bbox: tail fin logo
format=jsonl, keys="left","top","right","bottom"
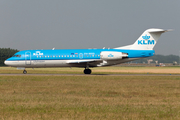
{"left": 142, "top": 35, "right": 150, "bottom": 40}
{"left": 138, "top": 35, "right": 155, "bottom": 45}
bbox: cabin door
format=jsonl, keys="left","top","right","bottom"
{"left": 25, "top": 52, "right": 31, "bottom": 65}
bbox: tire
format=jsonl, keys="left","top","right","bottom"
{"left": 84, "top": 69, "right": 91, "bottom": 74}
{"left": 23, "top": 70, "right": 27, "bottom": 74}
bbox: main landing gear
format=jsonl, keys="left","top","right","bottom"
{"left": 84, "top": 65, "right": 92, "bottom": 74}
{"left": 23, "top": 70, "right": 27, "bottom": 74}
{"left": 84, "top": 68, "right": 92, "bottom": 74}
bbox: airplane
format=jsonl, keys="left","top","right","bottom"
{"left": 4, "top": 28, "right": 170, "bottom": 74}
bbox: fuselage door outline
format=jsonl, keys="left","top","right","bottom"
{"left": 25, "top": 52, "right": 31, "bottom": 65}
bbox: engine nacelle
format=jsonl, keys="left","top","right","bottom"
{"left": 100, "top": 51, "right": 128, "bottom": 60}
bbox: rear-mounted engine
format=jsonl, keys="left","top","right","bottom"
{"left": 100, "top": 51, "right": 128, "bottom": 60}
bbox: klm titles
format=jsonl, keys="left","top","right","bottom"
{"left": 138, "top": 40, "right": 155, "bottom": 45}
{"left": 138, "top": 35, "right": 155, "bottom": 45}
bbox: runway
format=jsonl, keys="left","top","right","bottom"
{"left": 0, "top": 73, "right": 180, "bottom": 76}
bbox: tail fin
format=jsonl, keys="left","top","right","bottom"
{"left": 115, "top": 28, "right": 171, "bottom": 50}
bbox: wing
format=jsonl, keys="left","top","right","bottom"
{"left": 66, "top": 59, "right": 103, "bottom": 67}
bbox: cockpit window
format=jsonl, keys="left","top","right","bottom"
{"left": 13, "top": 55, "right": 21, "bottom": 57}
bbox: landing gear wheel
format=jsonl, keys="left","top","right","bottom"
{"left": 84, "top": 69, "right": 92, "bottom": 74}
{"left": 23, "top": 70, "right": 27, "bottom": 74}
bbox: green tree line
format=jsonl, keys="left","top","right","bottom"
{"left": 0, "top": 48, "right": 19, "bottom": 66}
{"left": 134, "top": 54, "right": 179, "bottom": 64}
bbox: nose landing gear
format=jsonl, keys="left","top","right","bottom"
{"left": 23, "top": 70, "right": 27, "bottom": 74}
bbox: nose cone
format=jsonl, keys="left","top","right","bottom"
{"left": 4, "top": 59, "right": 19, "bottom": 67}
{"left": 4, "top": 60, "right": 12, "bottom": 66}
{"left": 4, "top": 60, "right": 9, "bottom": 66}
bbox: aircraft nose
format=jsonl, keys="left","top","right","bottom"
{"left": 4, "top": 60, "right": 11, "bottom": 66}
{"left": 4, "top": 60, "right": 8, "bottom": 65}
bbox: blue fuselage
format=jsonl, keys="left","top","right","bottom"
{"left": 6, "top": 49, "right": 154, "bottom": 61}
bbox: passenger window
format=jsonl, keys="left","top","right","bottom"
{"left": 67, "top": 55, "right": 69, "bottom": 57}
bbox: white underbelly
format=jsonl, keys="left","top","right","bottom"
{"left": 15, "top": 60, "right": 71, "bottom": 68}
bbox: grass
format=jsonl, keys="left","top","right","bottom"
{"left": 1, "top": 66, "right": 180, "bottom": 74}
{"left": 0, "top": 75, "right": 180, "bottom": 119}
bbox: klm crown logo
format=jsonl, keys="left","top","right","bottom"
{"left": 108, "top": 54, "right": 114, "bottom": 57}
{"left": 142, "top": 35, "right": 150, "bottom": 40}
{"left": 138, "top": 34, "right": 155, "bottom": 45}
{"left": 33, "top": 51, "right": 43, "bottom": 56}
